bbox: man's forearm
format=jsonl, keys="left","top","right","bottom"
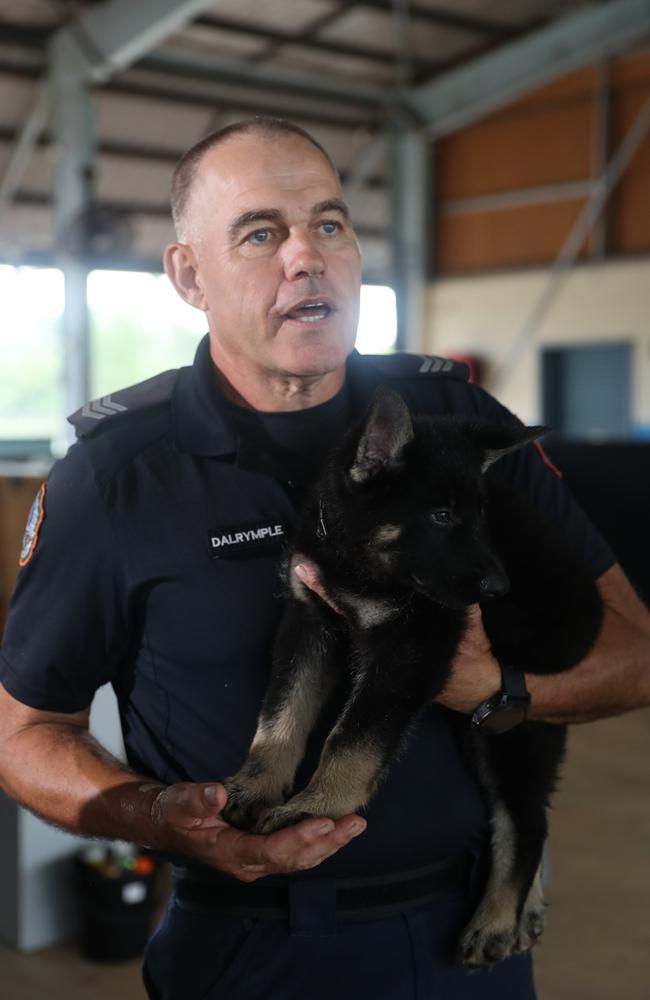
{"left": 527, "top": 650, "right": 650, "bottom": 724}
{"left": 0, "top": 718, "right": 165, "bottom": 845}
{"left": 527, "top": 565, "right": 650, "bottom": 724}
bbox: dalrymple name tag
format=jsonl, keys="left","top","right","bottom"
{"left": 208, "top": 520, "right": 286, "bottom": 560}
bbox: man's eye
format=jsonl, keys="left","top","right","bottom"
{"left": 319, "top": 221, "right": 340, "bottom": 235}
{"left": 247, "top": 229, "right": 272, "bottom": 244}
{"left": 431, "top": 510, "right": 453, "bottom": 525}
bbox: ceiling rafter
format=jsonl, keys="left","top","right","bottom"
{"left": 0, "top": 62, "right": 380, "bottom": 129}
{"left": 0, "top": 126, "right": 389, "bottom": 183}
{"left": 348, "top": 0, "right": 525, "bottom": 38}
{"left": 194, "top": 12, "right": 436, "bottom": 74}
{"left": 407, "top": 0, "right": 650, "bottom": 136}
{"left": 11, "top": 190, "right": 388, "bottom": 239}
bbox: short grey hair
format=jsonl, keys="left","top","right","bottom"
{"left": 170, "top": 117, "right": 339, "bottom": 240}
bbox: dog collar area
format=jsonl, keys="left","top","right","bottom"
{"left": 471, "top": 663, "right": 531, "bottom": 735}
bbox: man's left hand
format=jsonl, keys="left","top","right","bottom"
{"left": 436, "top": 605, "right": 501, "bottom": 714}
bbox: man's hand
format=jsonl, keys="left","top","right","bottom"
{"left": 436, "top": 605, "right": 501, "bottom": 714}
{"left": 149, "top": 781, "right": 366, "bottom": 882}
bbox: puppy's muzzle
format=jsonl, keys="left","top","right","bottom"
{"left": 478, "top": 569, "right": 510, "bottom": 599}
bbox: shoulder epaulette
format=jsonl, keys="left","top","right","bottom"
{"left": 365, "top": 352, "right": 469, "bottom": 381}
{"left": 68, "top": 369, "right": 178, "bottom": 439}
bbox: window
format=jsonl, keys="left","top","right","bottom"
{"left": 0, "top": 267, "right": 397, "bottom": 451}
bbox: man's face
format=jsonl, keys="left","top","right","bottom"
{"left": 183, "top": 134, "right": 362, "bottom": 384}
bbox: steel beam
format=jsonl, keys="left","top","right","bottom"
{"left": 0, "top": 82, "right": 49, "bottom": 219}
{"left": 60, "top": 0, "right": 217, "bottom": 83}
{"left": 407, "top": 0, "right": 650, "bottom": 136}
{"left": 442, "top": 180, "right": 593, "bottom": 216}
{"left": 343, "top": 133, "right": 390, "bottom": 203}
{"left": 589, "top": 60, "right": 610, "bottom": 259}
{"left": 142, "top": 46, "right": 391, "bottom": 106}
{"left": 390, "top": 130, "right": 431, "bottom": 352}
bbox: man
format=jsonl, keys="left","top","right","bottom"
{"left": 0, "top": 119, "right": 648, "bottom": 1000}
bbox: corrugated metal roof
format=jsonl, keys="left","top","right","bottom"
{"left": 0, "top": 0, "right": 624, "bottom": 280}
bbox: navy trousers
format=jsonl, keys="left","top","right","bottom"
{"left": 143, "top": 877, "right": 537, "bottom": 1000}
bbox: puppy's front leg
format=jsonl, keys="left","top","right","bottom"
{"left": 255, "top": 666, "right": 428, "bottom": 833}
{"left": 223, "top": 602, "right": 340, "bottom": 830}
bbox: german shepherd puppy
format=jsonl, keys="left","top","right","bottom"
{"left": 224, "top": 387, "right": 603, "bottom": 968}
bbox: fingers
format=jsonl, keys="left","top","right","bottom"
{"left": 152, "top": 782, "right": 227, "bottom": 830}
{"left": 294, "top": 561, "right": 345, "bottom": 616}
{"left": 221, "top": 814, "right": 367, "bottom": 881}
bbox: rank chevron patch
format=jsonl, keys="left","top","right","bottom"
{"left": 81, "top": 395, "right": 128, "bottom": 421}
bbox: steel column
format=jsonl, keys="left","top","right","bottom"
{"left": 391, "top": 130, "right": 430, "bottom": 352}
{"left": 49, "top": 32, "right": 94, "bottom": 444}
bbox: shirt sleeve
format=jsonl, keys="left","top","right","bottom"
{"left": 467, "top": 385, "right": 617, "bottom": 579}
{"left": 0, "top": 443, "right": 130, "bottom": 713}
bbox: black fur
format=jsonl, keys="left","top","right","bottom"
{"left": 223, "top": 387, "right": 603, "bottom": 967}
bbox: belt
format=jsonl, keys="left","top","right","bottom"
{"left": 172, "top": 853, "right": 472, "bottom": 920}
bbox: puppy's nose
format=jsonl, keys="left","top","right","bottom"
{"left": 479, "top": 570, "right": 510, "bottom": 599}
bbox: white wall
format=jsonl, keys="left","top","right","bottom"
{"left": 426, "top": 259, "right": 650, "bottom": 430}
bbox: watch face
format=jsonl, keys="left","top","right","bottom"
{"left": 471, "top": 695, "right": 529, "bottom": 734}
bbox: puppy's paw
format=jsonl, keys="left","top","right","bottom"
{"left": 514, "top": 901, "right": 546, "bottom": 954}
{"left": 253, "top": 804, "right": 317, "bottom": 834}
{"left": 221, "top": 777, "right": 275, "bottom": 831}
{"left": 458, "top": 922, "right": 518, "bottom": 970}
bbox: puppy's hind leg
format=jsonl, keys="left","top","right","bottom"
{"left": 223, "top": 602, "right": 341, "bottom": 829}
{"left": 459, "top": 725, "right": 561, "bottom": 969}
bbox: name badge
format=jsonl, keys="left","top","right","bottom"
{"left": 208, "top": 520, "right": 286, "bottom": 560}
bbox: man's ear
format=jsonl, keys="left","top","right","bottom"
{"left": 471, "top": 423, "right": 549, "bottom": 472}
{"left": 163, "top": 242, "right": 208, "bottom": 311}
{"left": 349, "top": 387, "right": 414, "bottom": 485}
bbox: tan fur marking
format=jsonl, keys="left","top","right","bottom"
{"left": 461, "top": 802, "right": 520, "bottom": 946}
{"left": 289, "top": 553, "right": 310, "bottom": 602}
{"left": 374, "top": 524, "right": 402, "bottom": 544}
{"left": 339, "top": 592, "right": 398, "bottom": 628}
{"left": 287, "top": 739, "right": 383, "bottom": 818}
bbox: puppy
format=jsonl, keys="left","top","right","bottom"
{"left": 224, "top": 387, "right": 603, "bottom": 968}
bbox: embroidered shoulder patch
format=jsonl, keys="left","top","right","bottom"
{"left": 19, "top": 482, "right": 47, "bottom": 567}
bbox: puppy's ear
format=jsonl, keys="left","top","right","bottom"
{"left": 472, "top": 423, "right": 549, "bottom": 472}
{"left": 349, "top": 387, "right": 414, "bottom": 484}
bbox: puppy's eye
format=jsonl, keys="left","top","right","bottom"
{"left": 431, "top": 510, "right": 453, "bottom": 525}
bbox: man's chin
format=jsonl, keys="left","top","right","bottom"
{"left": 276, "top": 334, "right": 354, "bottom": 378}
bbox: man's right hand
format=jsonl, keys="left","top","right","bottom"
{"left": 148, "top": 781, "right": 366, "bottom": 881}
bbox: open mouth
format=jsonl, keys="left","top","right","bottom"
{"left": 283, "top": 301, "right": 333, "bottom": 324}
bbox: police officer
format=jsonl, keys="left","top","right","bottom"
{"left": 1, "top": 119, "right": 649, "bottom": 1000}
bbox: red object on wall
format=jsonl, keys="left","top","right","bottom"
{"left": 446, "top": 354, "right": 483, "bottom": 385}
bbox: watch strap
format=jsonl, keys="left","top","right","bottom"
{"left": 499, "top": 662, "right": 529, "bottom": 701}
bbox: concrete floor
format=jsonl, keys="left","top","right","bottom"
{"left": 2, "top": 708, "right": 648, "bottom": 999}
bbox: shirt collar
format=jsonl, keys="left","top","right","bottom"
{"left": 172, "top": 333, "right": 396, "bottom": 457}
{"left": 172, "top": 335, "right": 239, "bottom": 457}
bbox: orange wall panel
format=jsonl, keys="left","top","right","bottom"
{"left": 609, "top": 50, "right": 650, "bottom": 86}
{"left": 436, "top": 199, "right": 588, "bottom": 274}
{"left": 609, "top": 88, "right": 650, "bottom": 255}
{"left": 437, "top": 102, "right": 592, "bottom": 198}
{"left": 502, "top": 67, "right": 594, "bottom": 114}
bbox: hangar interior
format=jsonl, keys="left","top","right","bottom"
{"left": 0, "top": 2, "right": 649, "bottom": 999}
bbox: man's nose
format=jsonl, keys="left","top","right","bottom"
{"left": 282, "top": 232, "right": 326, "bottom": 281}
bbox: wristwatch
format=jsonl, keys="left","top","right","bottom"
{"left": 471, "top": 663, "right": 531, "bottom": 734}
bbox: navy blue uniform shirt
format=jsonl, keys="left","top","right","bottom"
{"left": 0, "top": 336, "right": 615, "bottom": 878}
